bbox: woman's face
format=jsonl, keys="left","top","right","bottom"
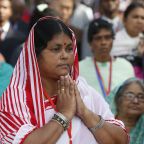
{"left": 117, "top": 82, "right": 144, "bottom": 117}
{"left": 124, "top": 7, "right": 144, "bottom": 37}
{"left": 90, "top": 28, "right": 113, "bottom": 58}
{"left": 37, "top": 32, "right": 74, "bottom": 80}
{"left": 101, "top": 0, "right": 119, "bottom": 13}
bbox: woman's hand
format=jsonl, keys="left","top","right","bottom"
{"left": 56, "top": 75, "right": 76, "bottom": 120}
{"left": 74, "top": 83, "right": 88, "bottom": 118}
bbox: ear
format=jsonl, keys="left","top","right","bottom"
{"left": 89, "top": 41, "right": 95, "bottom": 53}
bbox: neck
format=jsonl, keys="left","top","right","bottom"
{"left": 126, "top": 28, "right": 139, "bottom": 37}
{"left": 41, "top": 76, "right": 58, "bottom": 97}
{"left": 94, "top": 55, "right": 111, "bottom": 63}
{"left": 0, "top": 21, "right": 7, "bottom": 27}
{"left": 117, "top": 113, "right": 139, "bottom": 130}
{"left": 104, "top": 11, "right": 118, "bottom": 19}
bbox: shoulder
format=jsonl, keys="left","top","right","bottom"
{"left": 79, "top": 57, "right": 92, "bottom": 66}
{"left": 77, "top": 76, "right": 115, "bottom": 119}
{"left": 0, "top": 62, "right": 13, "bottom": 73}
{"left": 113, "top": 57, "right": 134, "bottom": 72}
{"left": 114, "top": 57, "right": 132, "bottom": 65}
{"left": 75, "top": 4, "right": 93, "bottom": 14}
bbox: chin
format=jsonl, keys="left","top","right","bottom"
{"left": 61, "top": 72, "right": 69, "bottom": 76}
{"left": 58, "top": 71, "right": 69, "bottom": 77}
{"left": 128, "top": 110, "right": 142, "bottom": 115}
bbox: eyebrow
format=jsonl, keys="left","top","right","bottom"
{"left": 125, "top": 91, "right": 144, "bottom": 95}
{"left": 66, "top": 43, "right": 72, "bottom": 47}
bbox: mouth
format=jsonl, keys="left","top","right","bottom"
{"left": 129, "top": 105, "right": 141, "bottom": 111}
{"left": 57, "top": 64, "right": 70, "bottom": 71}
{"left": 99, "top": 49, "right": 109, "bottom": 53}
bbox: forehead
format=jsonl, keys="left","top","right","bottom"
{"left": 0, "top": 0, "right": 11, "bottom": 3}
{"left": 101, "top": 0, "right": 119, "bottom": 3}
{"left": 50, "top": 32, "right": 72, "bottom": 43}
{"left": 127, "top": 7, "right": 144, "bottom": 16}
{"left": 0, "top": 0, "right": 11, "bottom": 6}
{"left": 124, "top": 82, "right": 144, "bottom": 92}
{"left": 94, "top": 28, "right": 112, "bottom": 36}
{"left": 54, "top": 0, "right": 74, "bottom": 7}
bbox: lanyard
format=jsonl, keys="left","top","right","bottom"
{"left": 44, "top": 89, "right": 72, "bottom": 144}
{"left": 94, "top": 58, "right": 112, "bottom": 97}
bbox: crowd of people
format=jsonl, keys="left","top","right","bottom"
{"left": 0, "top": 0, "right": 144, "bottom": 143}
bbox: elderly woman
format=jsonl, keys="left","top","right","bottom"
{"left": 106, "top": 78, "right": 144, "bottom": 144}
{"left": 0, "top": 17, "right": 128, "bottom": 144}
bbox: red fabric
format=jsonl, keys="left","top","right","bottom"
{"left": 0, "top": 16, "right": 79, "bottom": 143}
{"left": 134, "top": 66, "right": 144, "bottom": 79}
{"left": 21, "top": 9, "right": 31, "bottom": 24}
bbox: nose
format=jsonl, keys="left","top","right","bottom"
{"left": 101, "top": 38, "right": 108, "bottom": 45}
{"left": 132, "top": 97, "right": 139, "bottom": 103}
{"left": 136, "top": 17, "right": 144, "bottom": 26}
{"left": 60, "top": 49, "right": 68, "bottom": 59}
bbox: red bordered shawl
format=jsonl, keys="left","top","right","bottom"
{"left": 0, "top": 16, "right": 79, "bottom": 143}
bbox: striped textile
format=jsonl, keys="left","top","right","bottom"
{"left": 0, "top": 16, "right": 79, "bottom": 144}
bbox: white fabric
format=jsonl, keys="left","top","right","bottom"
{"left": 13, "top": 76, "right": 123, "bottom": 144}
{"left": 79, "top": 57, "right": 135, "bottom": 96}
{"left": 13, "top": 124, "right": 36, "bottom": 144}
{"left": 111, "top": 28, "right": 142, "bottom": 56}
{"left": 70, "top": 3, "right": 94, "bottom": 60}
{"left": 70, "top": 3, "right": 94, "bottom": 30}
{"left": 101, "top": 16, "right": 123, "bottom": 32}
{"left": 0, "top": 21, "right": 10, "bottom": 40}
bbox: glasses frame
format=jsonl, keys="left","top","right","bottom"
{"left": 122, "top": 92, "right": 144, "bottom": 102}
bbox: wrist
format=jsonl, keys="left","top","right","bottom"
{"left": 80, "top": 109, "right": 100, "bottom": 128}
{"left": 52, "top": 112, "right": 70, "bottom": 131}
{"left": 89, "top": 115, "right": 105, "bottom": 133}
{"left": 59, "top": 111, "right": 74, "bottom": 121}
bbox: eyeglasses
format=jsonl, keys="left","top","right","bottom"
{"left": 122, "top": 92, "right": 144, "bottom": 102}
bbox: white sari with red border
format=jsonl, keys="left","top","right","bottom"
{"left": 0, "top": 17, "right": 125, "bottom": 144}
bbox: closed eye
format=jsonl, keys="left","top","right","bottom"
{"left": 49, "top": 45, "right": 61, "bottom": 53}
{"left": 66, "top": 44, "right": 73, "bottom": 53}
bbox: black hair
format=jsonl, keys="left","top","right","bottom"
{"left": 124, "top": 1, "right": 144, "bottom": 20}
{"left": 115, "top": 78, "right": 144, "bottom": 110}
{"left": 29, "top": 5, "right": 60, "bottom": 30}
{"left": 87, "top": 18, "right": 114, "bottom": 43}
{"left": 34, "top": 18, "right": 72, "bottom": 57}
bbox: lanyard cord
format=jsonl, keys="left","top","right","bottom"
{"left": 44, "top": 89, "right": 72, "bottom": 144}
{"left": 94, "top": 58, "right": 112, "bottom": 97}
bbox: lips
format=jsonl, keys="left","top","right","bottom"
{"left": 129, "top": 105, "right": 140, "bottom": 111}
{"left": 57, "top": 64, "right": 70, "bottom": 70}
{"left": 99, "top": 48, "right": 109, "bottom": 53}
{"left": 58, "top": 64, "right": 69, "bottom": 67}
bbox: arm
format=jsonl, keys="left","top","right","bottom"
{"left": 1, "top": 75, "right": 76, "bottom": 144}
{"left": 23, "top": 120, "right": 64, "bottom": 144}
{"left": 75, "top": 82, "right": 128, "bottom": 144}
{"left": 23, "top": 75, "right": 76, "bottom": 144}
{"left": 79, "top": 108, "right": 128, "bottom": 144}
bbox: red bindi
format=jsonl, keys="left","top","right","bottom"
{"left": 64, "top": 42, "right": 67, "bottom": 46}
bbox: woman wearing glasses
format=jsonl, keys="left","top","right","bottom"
{"left": 106, "top": 78, "right": 144, "bottom": 144}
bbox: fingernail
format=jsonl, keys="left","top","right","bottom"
{"left": 65, "top": 74, "right": 69, "bottom": 78}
